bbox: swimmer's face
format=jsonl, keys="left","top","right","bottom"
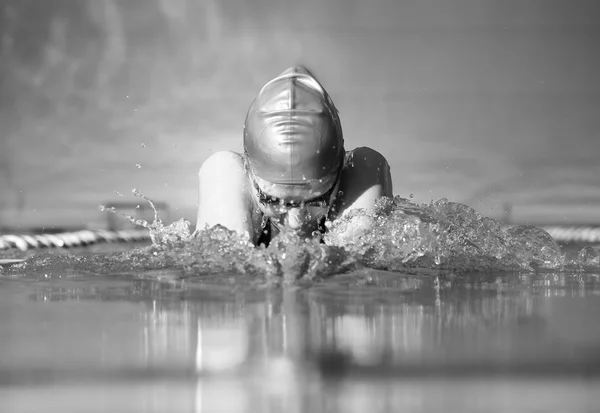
{"left": 259, "top": 194, "right": 330, "bottom": 232}
{"left": 254, "top": 183, "right": 335, "bottom": 234}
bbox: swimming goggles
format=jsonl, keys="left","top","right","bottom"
{"left": 252, "top": 172, "right": 341, "bottom": 220}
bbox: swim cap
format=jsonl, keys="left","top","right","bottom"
{"left": 244, "top": 66, "right": 344, "bottom": 199}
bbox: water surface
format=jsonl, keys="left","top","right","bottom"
{"left": 2, "top": 263, "right": 599, "bottom": 412}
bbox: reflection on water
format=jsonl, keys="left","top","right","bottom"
{"left": 1, "top": 269, "right": 600, "bottom": 412}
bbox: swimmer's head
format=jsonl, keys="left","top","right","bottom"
{"left": 243, "top": 66, "right": 345, "bottom": 202}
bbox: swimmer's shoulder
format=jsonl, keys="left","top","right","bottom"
{"left": 341, "top": 146, "right": 383, "bottom": 169}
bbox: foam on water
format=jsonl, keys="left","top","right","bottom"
{"left": 3, "top": 193, "right": 598, "bottom": 280}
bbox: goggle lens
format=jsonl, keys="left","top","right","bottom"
{"left": 255, "top": 184, "right": 333, "bottom": 218}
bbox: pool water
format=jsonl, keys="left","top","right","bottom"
{"left": 1, "top": 258, "right": 600, "bottom": 412}
{"left": 2, "top": 198, "right": 600, "bottom": 412}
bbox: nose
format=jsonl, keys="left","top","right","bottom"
{"left": 285, "top": 207, "right": 307, "bottom": 229}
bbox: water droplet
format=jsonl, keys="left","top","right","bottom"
{"left": 316, "top": 150, "right": 320, "bottom": 154}
{"left": 141, "top": 142, "right": 147, "bottom": 148}
{"left": 136, "top": 164, "right": 142, "bottom": 169}
{"left": 115, "top": 191, "right": 123, "bottom": 197}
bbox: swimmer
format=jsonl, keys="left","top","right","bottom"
{"left": 196, "top": 66, "right": 393, "bottom": 245}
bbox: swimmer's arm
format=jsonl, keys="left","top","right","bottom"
{"left": 328, "top": 147, "right": 392, "bottom": 240}
{"left": 338, "top": 185, "right": 389, "bottom": 216}
{"left": 334, "top": 147, "right": 393, "bottom": 217}
{"left": 195, "top": 151, "right": 262, "bottom": 243}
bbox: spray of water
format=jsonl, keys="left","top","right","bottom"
{"left": 325, "top": 197, "right": 567, "bottom": 272}
{"left": 7, "top": 193, "right": 598, "bottom": 281}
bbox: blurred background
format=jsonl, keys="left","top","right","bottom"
{"left": 0, "top": 0, "right": 599, "bottom": 231}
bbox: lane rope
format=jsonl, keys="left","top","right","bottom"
{"left": 543, "top": 226, "right": 600, "bottom": 244}
{"left": 0, "top": 229, "right": 151, "bottom": 251}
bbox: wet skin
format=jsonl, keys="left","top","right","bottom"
{"left": 196, "top": 146, "right": 393, "bottom": 244}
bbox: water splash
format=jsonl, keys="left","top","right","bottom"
{"left": 325, "top": 197, "right": 564, "bottom": 272}
{"left": 94, "top": 190, "right": 356, "bottom": 280}
{"left": 504, "top": 225, "right": 563, "bottom": 270}
{"left": 578, "top": 246, "right": 599, "bottom": 270}
{"left": 9, "top": 195, "right": 597, "bottom": 281}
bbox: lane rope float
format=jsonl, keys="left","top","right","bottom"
{"left": 0, "top": 229, "right": 151, "bottom": 252}
{"left": 543, "top": 226, "right": 600, "bottom": 244}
